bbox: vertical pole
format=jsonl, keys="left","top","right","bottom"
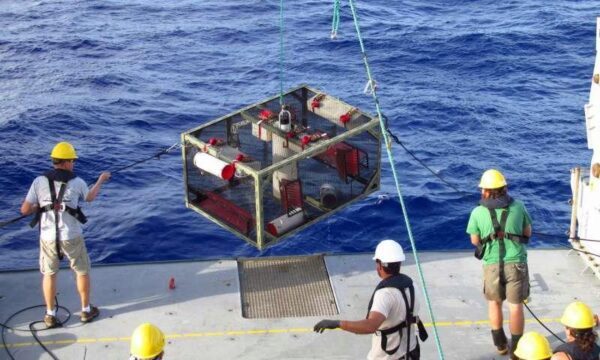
{"left": 225, "top": 117, "right": 232, "bottom": 147}
{"left": 301, "top": 87, "right": 308, "bottom": 127}
{"left": 347, "top": 1, "right": 445, "bottom": 358}
{"left": 255, "top": 172, "right": 264, "bottom": 249}
{"left": 181, "top": 134, "right": 190, "bottom": 207}
{"left": 279, "top": 0, "right": 285, "bottom": 105}
{"left": 569, "top": 167, "right": 581, "bottom": 243}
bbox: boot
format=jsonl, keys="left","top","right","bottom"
{"left": 491, "top": 328, "right": 508, "bottom": 355}
{"left": 510, "top": 334, "right": 522, "bottom": 360}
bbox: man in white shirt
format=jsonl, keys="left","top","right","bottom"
{"left": 314, "top": 240, "right": 425, "bottom": 359}
{"left": 21, "top": 142, "right": 110, "bottom": 328}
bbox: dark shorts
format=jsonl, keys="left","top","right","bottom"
{"left": 483, "top": 262, "right": 529, "bottom": 304}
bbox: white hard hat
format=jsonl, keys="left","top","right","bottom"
{"left": 373, "top": 240, "right": 405, "bottom": 263}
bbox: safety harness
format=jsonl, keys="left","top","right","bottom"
{"left": 480, "top": 207, "right": 529, "bottom": 245}
{"left": 475, "top": 197, "right": 529, "bottom": 260}
{"left": 29, "top": 169, "right": 87, "bottom": 260}
{"left": 366, "top": 274, "right": 428, "bottom": 358}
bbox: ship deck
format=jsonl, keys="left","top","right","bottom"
{"left": 0, "top": 249, "right": 597, "bottom": 360}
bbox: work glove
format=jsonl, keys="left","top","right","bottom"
{"left": 313, "top": 319, "right": 340, "bottom": 333}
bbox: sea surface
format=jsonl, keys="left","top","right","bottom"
{"left": 0, "top": 0, "right": 595, "bottom": 271}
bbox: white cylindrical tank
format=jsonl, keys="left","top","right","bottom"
{"left": 266, "top": 208, "right": 305, "bottom": 236}
{"left": 193, "top": 152, "right": 235, "bottom": 180}
{"left": 252, "top": 121, "right": 272, "bottom": 141}
{"left": 272, "top": 133, "right": 299, "bottom": 199}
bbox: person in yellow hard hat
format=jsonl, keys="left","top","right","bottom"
{"left": 313, "top": 240, "right": 427, "bottom": 359}
{"left": 466, "top": 169, "right": 532, "bottom": 356}
{"left": 513, "top": 331, "right": 553, "bottom": 360}
{"left": 130, "top": 323, "right": 165, "bottom": 360}
{"left": 551, "top": 302, "right": 600, "bottom": 360}
{"left": 20, "top": 142, "right": 111, "bottom": 328}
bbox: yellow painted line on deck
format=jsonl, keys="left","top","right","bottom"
{"left": 97, "top": 337, "right": 118, "bottom": 342}
{"left": 77, "top": 338, "right": 97, "bottom": 343}
{"left": 0, "top": 318, "right": 563, "bottom": 349}
{"left": 183, "top": 333, "right": 205, "bottom": 338}
{"left": 202, "top": 332, "right": 225, "bottom": 337}
{"left": 226, "top": 330, "right": 248, "bottom": 336}
{"left": 54, "top": 339, "right": 77, "bottom": 345}
{"left": 11, "top": 342, "right": 33, "bottom": 348}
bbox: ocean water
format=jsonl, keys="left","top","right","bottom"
{"left": 0, "top": 0, "right": 595, "bottom": 271}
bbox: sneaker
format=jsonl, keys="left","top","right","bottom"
{"left": 44, "top": 314, "right": 58, "bottom": 329}
{"left": 496, "top": 344, "right": 509, "bottom": 355}
{"left": 80, "top": 305, "right": 100, "bottom": 323}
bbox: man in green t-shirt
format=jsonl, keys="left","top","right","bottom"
{"left": 466, "top": 169, "right": 532, "bottom": 357}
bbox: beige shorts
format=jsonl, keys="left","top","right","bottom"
{"left": 483, "top": 262, "right": 529, "bottom": 304}
{"left": 40, "top": 236, "right": 91, "bottom": 275}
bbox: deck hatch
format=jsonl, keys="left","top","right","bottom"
{"left": 238, "top": 255, "right": 338, "bottom": 318}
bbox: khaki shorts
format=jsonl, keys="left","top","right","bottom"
{"left": 40, "top": 236, "right": 91, "bottom": 276}
{"left": 483, "top": 262, "right": 529, "bottom": 304}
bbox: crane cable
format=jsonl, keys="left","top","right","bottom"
{"left": 345, "top": 0, "right": 446, "bottom": 358}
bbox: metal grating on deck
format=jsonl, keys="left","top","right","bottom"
{"left": 238, "top": 255, "right": 339, "bottom": 318}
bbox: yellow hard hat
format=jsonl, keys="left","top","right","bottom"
{"left": 130, "top": 323, "right": 165, "bottom": 359}
{"left": 513, "top": 332, "right": 552, "bottom": 360}
{"left": 561, "top": 301, "right": 595, "bottom": 329}
{"left": 50, "top": 142, "right": 78, "bottom": 160}
{"left": 478, "top": 169, "right": 507, "bottom": 189}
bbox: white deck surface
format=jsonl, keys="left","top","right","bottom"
{"left": 0, "top": 249, "right": 598, "bottom": 360}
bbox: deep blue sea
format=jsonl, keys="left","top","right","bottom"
{"left": 0, "top": 0, "right": 595, "bottom": 271}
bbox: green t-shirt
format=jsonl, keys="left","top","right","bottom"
{"left": 466, "top": 199, "right": 532, "bottom": 265}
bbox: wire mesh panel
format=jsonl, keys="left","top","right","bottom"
{"left": 182, "top": 85, "right": 381, "bottom": 249}
{"left": 238, "top": 255, "right": 339, "bottom": 318}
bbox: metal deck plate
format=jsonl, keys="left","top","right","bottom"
{"left": 238, "top": 255, "right": 339, "bottom": 318}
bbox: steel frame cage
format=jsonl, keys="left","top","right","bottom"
{"left": 181, "top": 84, "right": 382, "bottom": 250}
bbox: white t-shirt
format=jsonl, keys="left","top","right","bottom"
{"left": 367, "top": 287, "right": 420, "bottom": 360}
{"left": 26, "top": 175, "right": 89, "bottom": 242}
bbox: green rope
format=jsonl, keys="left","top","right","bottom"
{"left": 346, "top": 1, "right": 445, "bottom": 359}
{"left": 279, "top": 0, "right": 285, "bottom": 105}
{"left": 331, "top": 0, "right": 341, "bottom": 39}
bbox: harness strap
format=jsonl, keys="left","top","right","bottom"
{"left": 378, "top": 284, "right": 417, "bottom": 356}
{"left": 489, "top": 208, "right": 504, "bottom": 238}
{"left": 403, "top": 285, "right": 415, "bottom": 358}
{"left": 367, "top": 274, "right": 426, "bottom": 357}
{"left": 49, "top": 180, "right": 67, "bottom": 260}
{"left": 379, "top": 322, "right": 406, "bottom": 355}
{"left": 497, "top": 210, "right": 508, "bottom": 285}
{"left": 481, "top": 207, "right": 528, "bottom": 244}
{"left": 488, "top": 208, "right": 509, "bottom": 284}
{"left": 481, "top": 233, "right": 529, "bottom": 243}
{"left": 29, "top": 174, "right": 88, "bottom": 228}
{"left": 34, "top": 205, "right": 87, "bottom": 224}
